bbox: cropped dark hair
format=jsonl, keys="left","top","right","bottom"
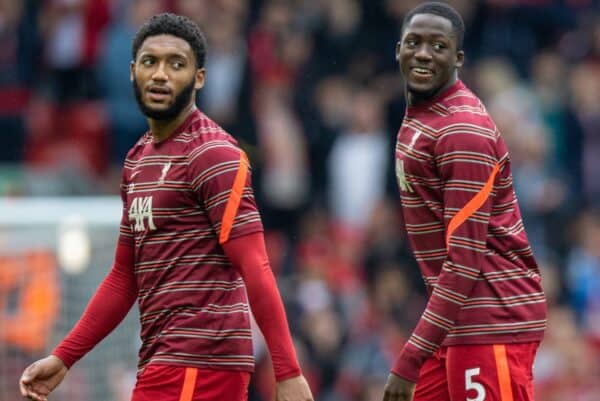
{"left": 132, "top": 13, "right": 207, "bottom": 68}
{"left": 403, "top": 2, "right": 465, "bottom": 50}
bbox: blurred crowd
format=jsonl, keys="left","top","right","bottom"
{"left": 1, "top": 0, "right": 600, "bottom": 400}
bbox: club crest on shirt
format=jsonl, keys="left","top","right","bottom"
{"left": 129, "top": 196, "right": 156, "bottom": 232}
{"left": 396, "top": 159, "right": 413, "bottom": 193}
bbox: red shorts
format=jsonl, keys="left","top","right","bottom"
{"left": 131, "top": 364, "right": 251, "bottom": 401}
{"left": 414, "top": 342, "right": 539, "bottom": 401}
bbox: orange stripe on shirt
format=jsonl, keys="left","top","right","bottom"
{"left": 493, "top": 344, "right": 514, "bottom": 401}
{"left": 445, "top": 162, "right": 500, "bottom": 247}
{"left": 219, "top": 151, "right": 249, "bottom": 244}
{"left": 178, "top": 367, "right": 198, "bottom": 401}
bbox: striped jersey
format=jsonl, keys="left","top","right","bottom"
{"left": 393, "top": 80, "right": 546, "bottom": 378}
{"left": 119, "top": 109, "right": 262, "bottom": 374}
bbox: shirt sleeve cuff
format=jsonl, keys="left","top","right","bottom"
{"left": 275, "top": 367, "right": 303, "bottom": 382}
{"left": 51, "top": 349, "right": 74, "bottom": 369}
{"left": 391, "top": 347, "right": 427, "bottom": 383}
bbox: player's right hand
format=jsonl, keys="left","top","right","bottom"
{"left": 382, "top": 372, "right": 416, "bottom": 401}
{"left": 19, "top": 355, "right": 68, "bottom": 401}
{"left": 275, "top": 374, "right": 314, "bottom": 401}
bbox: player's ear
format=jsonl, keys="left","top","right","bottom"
{"left": 456, "top": 50, "right": 465, "bottom": 69}
{"left": 395, "top": 41, "right": 401, "bottom": 62}
{"left": 195, "top": 68, "right": 205, "bottom": 90}
{"left": 130, "top": 61, "right": 135, "bottom": 82}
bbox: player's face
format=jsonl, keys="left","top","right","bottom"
{"left": 131, "top": 34, "right": 205, "bottom": 121}
{"left": 396, "top": 13, "right": 464, "bottom": 102}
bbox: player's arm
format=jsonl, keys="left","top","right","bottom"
{"left": 20, "top": 178, "right": 138, "bottom": 401}
{"left": 190, "top": 141, "right": 312, "bottom": 401}
{"left": 20, "top": 242, "right": 136, "bottom": 401}
{"left": 51, "top": 242, "right": 137, "bottom": 366}
{"left": 222, "top": 233, "right": 312, "bottom": 394}
{"left": 391, "top": 126, "right": 500, "bottom": 382}
{"left": 222, "top": 233, "right": 301, "bottom": 379}
{"left": 53, "top": 170, "right": 139, "bottom": 368}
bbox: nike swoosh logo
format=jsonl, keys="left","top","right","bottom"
{"left": 131, "top": 170, "right": 141, "bottom": 179}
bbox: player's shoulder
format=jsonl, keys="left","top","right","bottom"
{"left": 182, "top": 111, "right": 240, "bottom": 151}
{"left": 184, "top": 111, "right": 243, "bottom": 166}
{"left": 435, "top": 85, "right": 498, "bottom": 141}
{"left": 124, "top": 131, "right": 153, "bottom": 161}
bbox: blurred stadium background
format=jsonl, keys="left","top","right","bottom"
{"left": 1, "top": 0, "right": 599, "bottom": 400}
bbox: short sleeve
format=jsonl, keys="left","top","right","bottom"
{"left": 188, "top": 141, "right": 263, "bottom": 243}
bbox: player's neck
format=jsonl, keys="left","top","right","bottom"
{"left": 148, "top": 103, "right": 197, "bottom": 143}
{"left": 407, "top": 72, "right": 458, "bottom": 107}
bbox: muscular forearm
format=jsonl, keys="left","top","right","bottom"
{"left": 222, "top": 232, "right": 301, "bottom": 381}
{"left": 52, "top": 243, "right": 136, "bottom": 368}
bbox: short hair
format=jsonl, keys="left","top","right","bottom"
{"left": 402, "top": 2, "right": 465, "bottom": 50}
{"left": 132, "top": 13, "right": 207, "bottom": 68}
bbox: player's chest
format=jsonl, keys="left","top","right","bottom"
{"left": 124, "top": 158, "right": 196, "bottom": 232}
{"left": 395, "top": 123, "right": 438, "bottom": 193}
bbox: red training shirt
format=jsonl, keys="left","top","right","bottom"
{"left": 53, "top": 109, "right": 300, "bottom": 381}
{"left": 393, "top": 80, "right": 547, "bottom": 382}
{"left": 119, "top": 109, "right": 262, "bottom": 373}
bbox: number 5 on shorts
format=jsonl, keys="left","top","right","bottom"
{"left": 465, "top": 367, "right": 486, "bottom": 401}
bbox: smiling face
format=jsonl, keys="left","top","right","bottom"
{"left": 396, "top": 13, "right": 464, "bottom": 104}
{"left": 131, "top": 34, "right": 205, "bottom": 121}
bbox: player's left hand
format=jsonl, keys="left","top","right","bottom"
{"left": 275, "top": 374, "right": 314, "bottom": 401}
{"left": 382, "top": 372, "right": 416, "bottom": 401}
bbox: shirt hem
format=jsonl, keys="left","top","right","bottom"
{"left": 442, "top": 330, "right": 545, "bottom": 347}
{"left": 139, "top": 360, "right": 255, "bottom": 376}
